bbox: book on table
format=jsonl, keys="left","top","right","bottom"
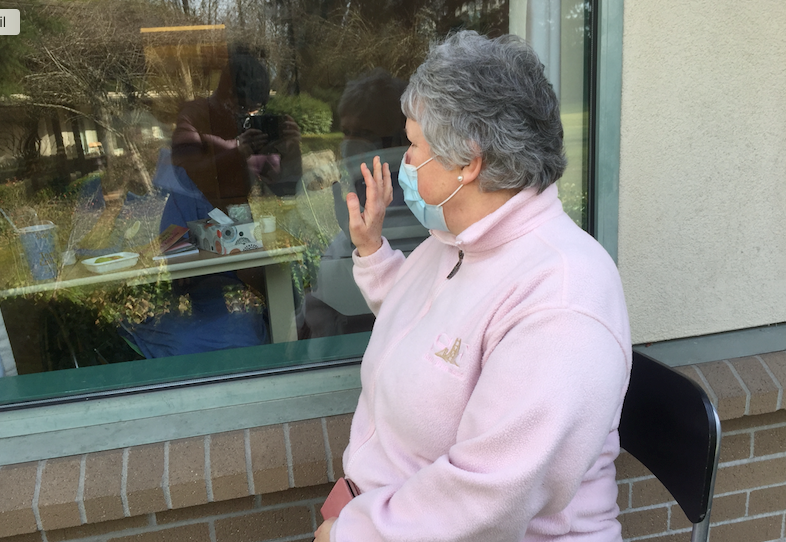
{"left": 143, "top": 225, "right": 198, "bottom": 260}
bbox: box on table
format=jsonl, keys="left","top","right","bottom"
{"left": 186, "top": 219, "right": 262, "bottom": 254}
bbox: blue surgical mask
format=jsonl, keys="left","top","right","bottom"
{"left": 398, "top": 154, "right": 463, "bottom": 232}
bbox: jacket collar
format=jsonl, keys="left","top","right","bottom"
{"left": 429, "top": 183, "right": 564, "bottom": 253}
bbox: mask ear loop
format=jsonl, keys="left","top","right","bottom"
{"left": 415, "top": 156, "right": 435, "bottom": 170}
{"left": 437, "top": 183, "right": 463, "bottom": 207}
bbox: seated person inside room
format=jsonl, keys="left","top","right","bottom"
{"left": 171, "top": 45, "right": 302, "bottom": 208}
{"left": 299, "top": 68, "right": 425, "bottom": 339}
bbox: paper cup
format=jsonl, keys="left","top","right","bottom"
{"left": 19, "top": 222, "right": 57, "bottom": 281}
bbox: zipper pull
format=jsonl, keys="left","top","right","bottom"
{"left": 447, "top": 250, "right": 464, "bottom": 279}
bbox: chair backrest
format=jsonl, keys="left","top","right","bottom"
{"left": 619, "top": 351, "right": 722, "bottom": 528}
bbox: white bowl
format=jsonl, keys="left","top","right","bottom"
{"left": 81, "top": 252, "right": 140, "bottom": 274}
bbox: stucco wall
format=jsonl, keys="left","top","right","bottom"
{"left": 617, "top": 0, "right": 786, "bottom": 343}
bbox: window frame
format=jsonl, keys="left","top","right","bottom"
{"left": 590, "top": 0, "right": 623, "bottom": 263}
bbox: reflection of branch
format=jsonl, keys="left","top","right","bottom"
{"left": 43, "top": 46, "right": 75, "bottom": 84}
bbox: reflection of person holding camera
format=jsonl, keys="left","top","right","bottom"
{"left": 171, "top": 46, "right": 302, "bottom": 210}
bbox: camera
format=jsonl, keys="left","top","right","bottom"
{"left": 241, "top": 113, "right": 282, "bottom": 142}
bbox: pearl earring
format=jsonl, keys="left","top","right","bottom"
{"left": 457, "top": 175, "right": 464, "bottom": 183}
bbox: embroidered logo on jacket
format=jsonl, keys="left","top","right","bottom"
{"left": 435, "top": 338, "right": 462, "bottom": 366}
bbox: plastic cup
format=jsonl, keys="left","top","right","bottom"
{"left": 19, "top": 222, "right": 58, "bottom": 281}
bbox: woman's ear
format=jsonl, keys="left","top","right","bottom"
{"left": 459, "top": 156, "right": 483, "bottom": 185}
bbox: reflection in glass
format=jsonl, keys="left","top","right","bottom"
{"left": 0, "top": 0, "right": 589, "bottom": 403}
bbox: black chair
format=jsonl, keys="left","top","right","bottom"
{"left": 619, "top": 351, "right": 722, "bottom": 542}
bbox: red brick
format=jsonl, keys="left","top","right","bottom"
{"left": 38, "top": 457, "right": 82, "bottom": 531}
{"left": 46, "top": 515, "right": 149, "bottom": 542}
{"left": 728, "top": 356, "right": 779, "bottom": 415}
{"left": 718, "top": 432, "right": 751, "bottom": 463}
{"left": 631, "top": 477, "right": 673, "bottom": 508}
{"left": 209, "top": 431, "right": 249, "bottom": 502}
{"left": 0, "top": 533, "right": 44, "bottom": 542}
{"left": 709, "top": 514, "right": 783, "bottom": 542}
{"left": 108, "top": 523, "right": 211, "bottom": 542}
{"left": 325, "top": 415, "right": 352, "bottom": 480}
{"left": 257, "top": 484, "right": 332, "bottom": 507}
{"left": 714, "top": 456, "right": 786, "bottom": 494}
{"left": 126, "top": 444, "right": 167, "bottom": 516}
{"left": 288, "top": 420, "right": 328, "bottom": 487}
{"left": 214, "top": 507, "right": 312, "bottom": 542}
{"left": 249, "top": 426, "right": 289, "bottom": 495}
{"left": 0, "top": 462, "right": 39, "bottom": 538}
{"left": 748, "top": 484, "right": 786, "bottom": 515}
{"left": 168, "top": 438, "right": 208, "bottom": 509}
{"left": 760, "top": 351, "right": 786, "bottom": 402}
{"left": 155, "top": 497, "right": 255, "bottom": 525}
{"left": 694, "top": 361, "right": 746, "bottom": 419}
{"left": 83, "top": 450, "right": 124, "bottom": 524}
{"left": 753, "top": 425, "right": 786, "bottom": 457}
{"left": 636, "top": 534, "right": 694, "bottom": 542}
{"left": 721, "top": 410, "right": 786, "bottom": 432}
{"left": 618, "top": 507, "right": 668, "bottom": 539}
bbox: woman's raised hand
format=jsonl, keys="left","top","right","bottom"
{"left": 346, "top": 156, "right": 393, "bottom": 257}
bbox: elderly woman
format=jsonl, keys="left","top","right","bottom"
{"left": 315, "top": 31, "right": 631, "bottom": 542}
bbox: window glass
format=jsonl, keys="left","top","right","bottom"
{"left": 0, "top": 0, "right": 591, "bottom": 403}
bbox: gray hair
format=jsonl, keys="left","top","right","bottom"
{"left": 401, "top": 31, "right": 566, "bottom": 193}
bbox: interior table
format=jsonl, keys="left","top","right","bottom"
{"left": 0, "top": 245, "right": 304, "bottom": 344}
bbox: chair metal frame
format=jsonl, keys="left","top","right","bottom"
{"left": 619, "top": 351, "right": 722, "bottom": 542}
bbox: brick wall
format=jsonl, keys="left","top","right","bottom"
{"left": 1, "top": 351, "right": 785, "bottom": 542}
{"left": 0, "top": 418, "right": 351, "bottom": 542}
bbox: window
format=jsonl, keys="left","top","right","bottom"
{"left": 0, "top": 0, "right": 593, "bottom": 407}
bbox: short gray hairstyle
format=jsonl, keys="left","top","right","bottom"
{"left": 401, "top": 31, "right": 566, "bottom": 193}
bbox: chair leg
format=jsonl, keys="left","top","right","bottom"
{"left": 690, "top": 515, "right": 711, "bottom": 542}
{"left": 692, "top": 408, "right": 722, "bottom": 542}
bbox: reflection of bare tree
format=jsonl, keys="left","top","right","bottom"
{"left": 5, "top": 0, "right": 514, "bottom": 188}
{"left": 19, "top": 3, "right": 144, "bottom": 187}
{"left": 189, "top": 0, "right": 508, "bottom": 101}
{"left": 11, "top": 1, "right": 204, "bottom": 191}
{"left": 297, "top": 7, "right": 433, "bottom": 87}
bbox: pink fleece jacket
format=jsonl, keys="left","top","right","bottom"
{"left": 333, "top": 183, "right": 631, "bottom": 542}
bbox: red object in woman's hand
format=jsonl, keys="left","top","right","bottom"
{"left": 320, "top": 477, "right": 359, "bottom": 520}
